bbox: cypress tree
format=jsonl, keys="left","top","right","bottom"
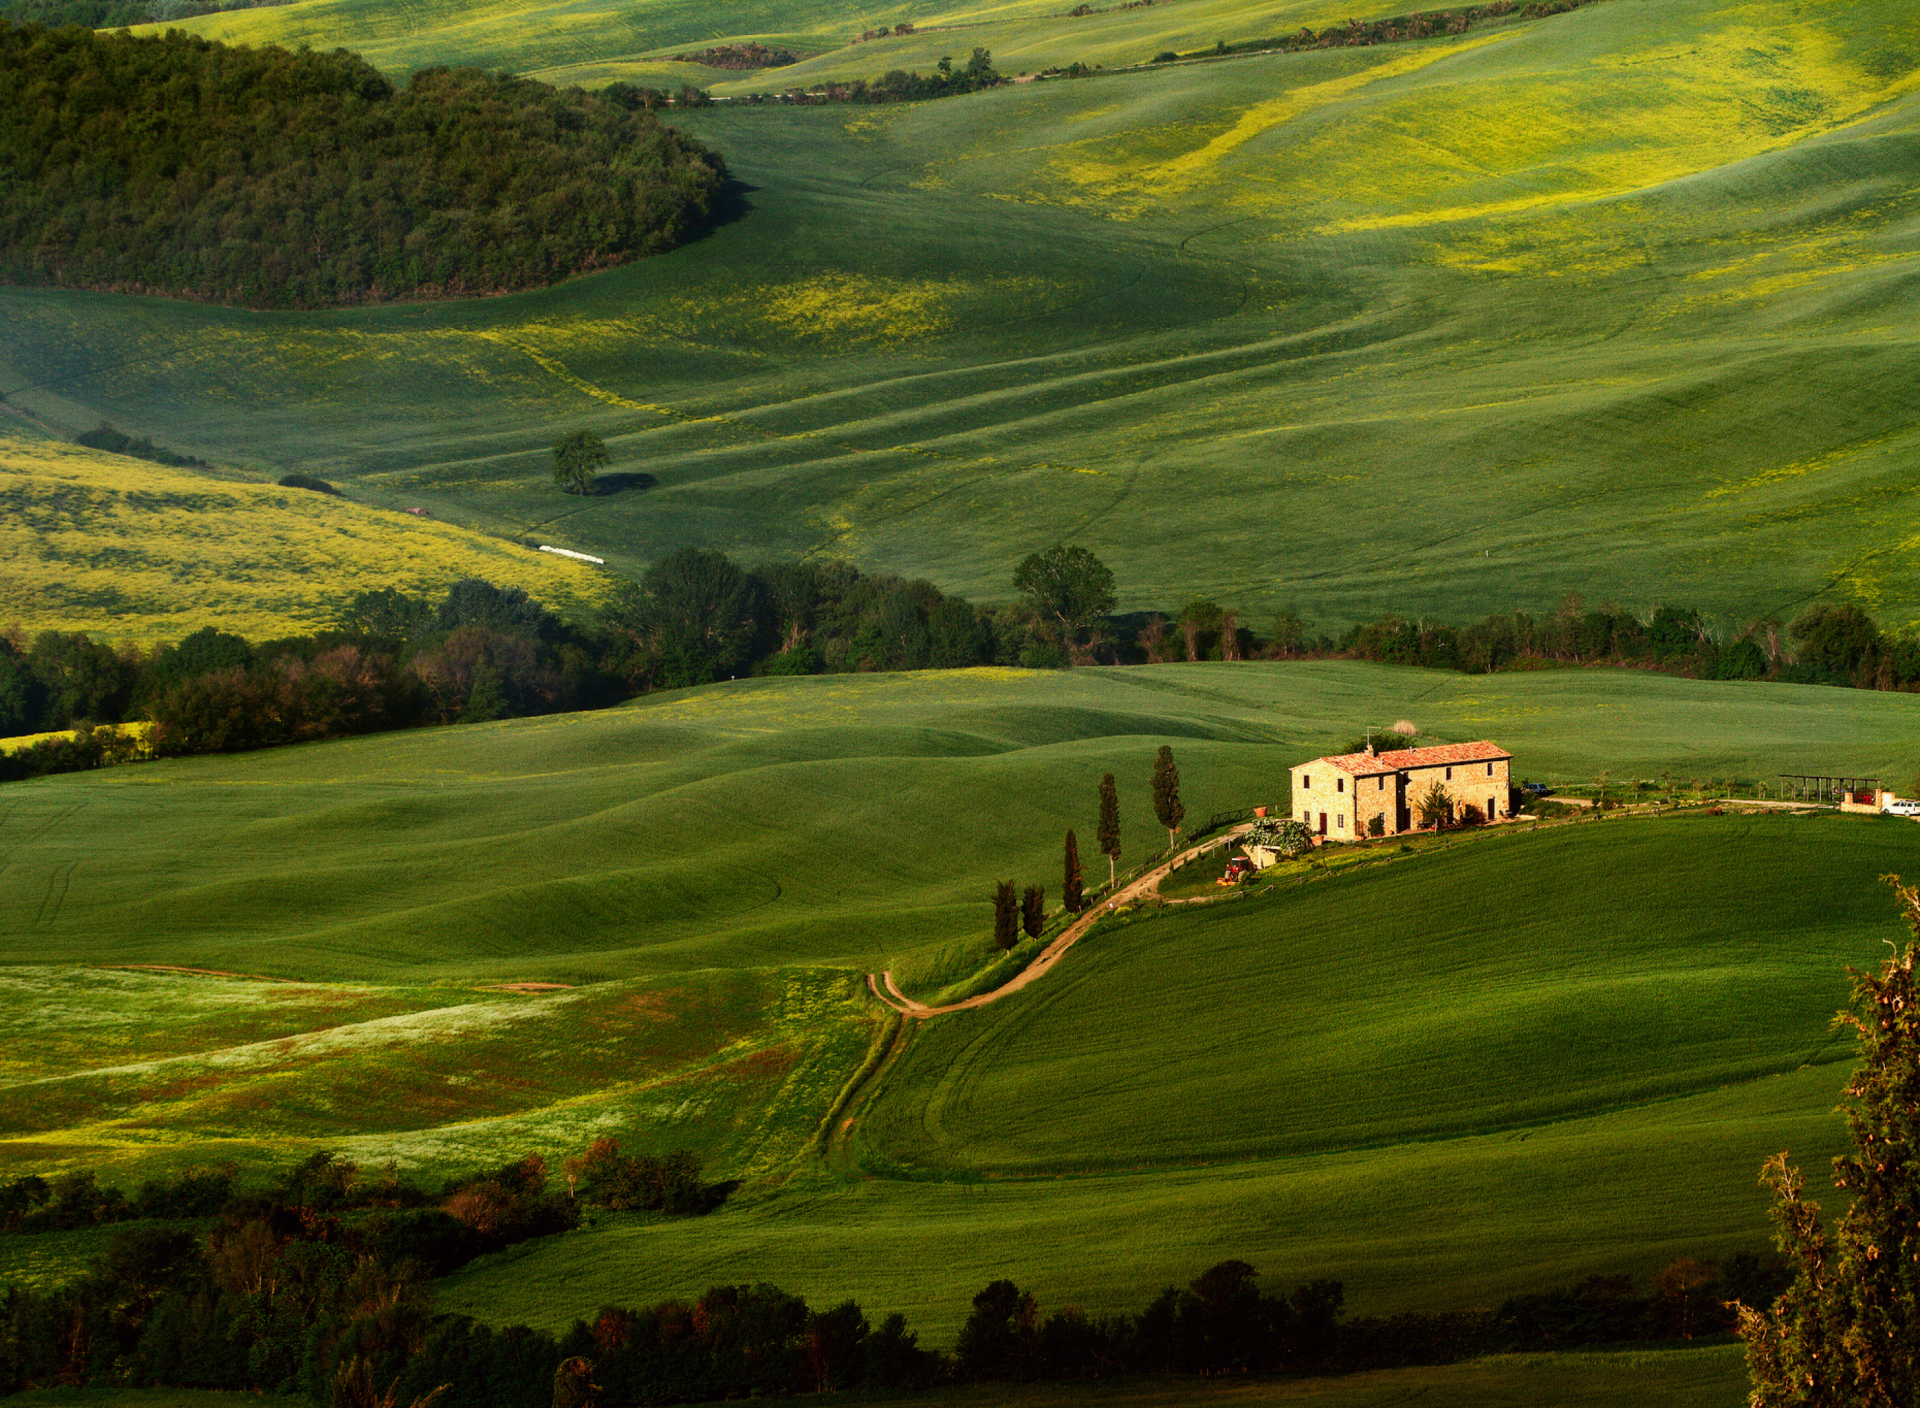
{"left": 1737, "top": 874, "right": 1920, "bottom": 1405}
{"left": 1063, "top": 830, "right": 1084, "bottom": 913}
{"left": 1151, "top": 744, "right": 1185, "bottom": 849}
{"left": 993, "top": 881, "right": 1019, "bottom": 951}
{"left": 1097, "top": 773, "right": 1121, "bottom": 889}
{"left": 1021, "top": 885, "right": 1045, "bottom": 940}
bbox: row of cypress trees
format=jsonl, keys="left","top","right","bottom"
{"left": 993, "top": 745, "right": 1189, "bottom": 947}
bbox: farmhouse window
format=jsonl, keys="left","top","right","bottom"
{"left": 1338, "top": 777, "right": 1345, "bottom": 792}
{"left": 1445, "top": 767, "right": 1453, "bottom": 780}
{"left": 1337, "top": 814, "right": 1345, "bottom": 829}
{"left": 1486, "top": 762, "right": 1494, "bottom": 776}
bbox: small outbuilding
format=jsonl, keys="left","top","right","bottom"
{"left": 1291, "top": 740, "right": 1512, "bottom": 840}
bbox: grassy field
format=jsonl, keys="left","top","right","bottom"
{"left": 0, "top": 430, "right": 613, "bottom": 643}
{"left": 4, "top": 662, "right": 1911, "bottom": 1343}
{"left": 436, "top": 816, "right": 1882, "bottom": 1337}
{"left": 5, "top": 661, "right": 1919, "bottom": 982}
{"left": 857, "top": 811, "right": 1901, "bottom": 1173}
{"left": 142, "top": 0, "right": 1357, "bottom": 87}
{"left": 0, "top": 964, "right": 877, "bottom": 1184}
{"left": 0, "top": 0, "right": 1904, "bottom": 635}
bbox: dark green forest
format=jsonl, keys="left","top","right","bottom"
{"left": 0, "top": 27, "right": 730, "bottom": 307}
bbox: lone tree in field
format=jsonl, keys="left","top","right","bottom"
{"left": 993, "top": 880, "right": 1019, "bottom": 951}
{"left": 1063, "top": 829, "right": 1084, "bottom": 912}
{"left": 1151, "top": 744, "right": 1185, "bottom": 848}
{"left": 1737, "top": 874, "right": 1920, "bottom": 1407}
{"left": 1097, "top": 772, "right": 1122, "bottom": 888}
{"left": 1021, "top": 884, "right": 1045, "bottom": 940}
{"left": 1415, "top": 781, "right": 1452, "bottom": 831}
{"left": 552, "top": 429, "right": 609, "bottom": 495}
{"left": 1013, "top": 544, "right": 1115, "bottom": 652}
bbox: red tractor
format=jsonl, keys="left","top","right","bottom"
{"left": 1218, "top": 855, "right": 1255, "bottom": 886}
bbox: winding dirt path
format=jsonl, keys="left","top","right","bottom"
{"left": 869, "top": 825, "right": 1252, "bottom": 1018}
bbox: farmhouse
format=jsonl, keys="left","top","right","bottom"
{"left": 1291, "top": 740, "right": 1512, "bottom": 840}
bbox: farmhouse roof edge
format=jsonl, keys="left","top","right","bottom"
{"left": 1304, "top": 740, "right": 1512, "bottom": 776}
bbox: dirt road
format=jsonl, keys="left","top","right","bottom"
{"left": 869, "top": 826, "right": 1251, "bottom": 1018}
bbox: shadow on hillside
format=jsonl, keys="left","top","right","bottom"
{"left": 596, "top": 471, "right": 658, "bottom": 495}
{"left": 697, "top": 178, "right": 758, "bottom": 240}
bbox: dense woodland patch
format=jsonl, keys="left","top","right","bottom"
{"left": 0, "top": 27, "right": 730, "bottom": 307}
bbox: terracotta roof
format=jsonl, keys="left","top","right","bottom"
{"left": 1306, "top": 741, "right": 1511, "bottom": 776}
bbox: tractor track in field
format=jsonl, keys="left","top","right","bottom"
{"left": 869, "top": 825, "right": 1251, "bottom": 1018}
{"left": 31, "top": 860, "right": 76, "bottom": 929}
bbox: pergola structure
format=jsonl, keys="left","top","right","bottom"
{"left": 1778, "top": 774, "right": 1881, "bottom": 804}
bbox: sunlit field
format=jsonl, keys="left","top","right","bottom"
{"left": 0, "top": 0, "right": 1900, "bottom": 634}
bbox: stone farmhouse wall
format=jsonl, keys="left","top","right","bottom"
{"left": 1291, "top": 742, "right": 1511, "bottom": 840}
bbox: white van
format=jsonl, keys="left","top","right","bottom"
{"left": 1884, "top": 798, "right": 1920, "bottom": 817}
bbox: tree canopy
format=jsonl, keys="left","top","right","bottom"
{"left": 1014, "top": 544, "right": 1115, "bottom": 646}
{"left": 1151, "top": 744, "right": 1185, "bottom": 845}
{"left": 1096, "top": 772, "right": 1121, "bottom": 884}
{"left": 607, "top": 547, "right": 756, "bottom": 689}
{"left": 1737, "top": 875, "right": 1920, "bottom": 1406}
{"left": 552, "top": 431, "right": 609, "bottom": 495}
{"left": 0, "top": 27, "right": 729, "bottom": 308}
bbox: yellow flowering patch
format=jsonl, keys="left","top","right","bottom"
{"left": 0, "top": 433, "right": 614, "bottom": 643}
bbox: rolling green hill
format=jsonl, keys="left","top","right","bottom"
{"left": 437, "top": 811, "right": 1893, "bottom": 1337}
{"left": 857, "top": 813, "right": 1890, "bottom": 1174}
{"left": 4, "top": 662, "right": 1915, "bottom": 1340}
{"left": 5, "top": 660, "right": 1918, "bottom": 981}
{"left": 138, "top": 0, "right": 1350, "bottom": 88}
{"left": 1, "top": 0, "right": 1911, "bottom": 634}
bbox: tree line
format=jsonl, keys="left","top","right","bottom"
{"left": 0, "top": 27, "right": 729, "bottom": 308}
{"left": 0, "top": 1169, "right": 1788, "bottom": 1406}
{"left": 1123, "top": 593, "right": 1920, "bottom": 691}
{"left": 1166, "top": 0, "right": 1589, "bottom": 63}
{"left": 0, "top": 552, "right": 1056, "bottom": 780}
{"left": 9, "top": 538, "right": 1914, "bottom": 787}
{"left": 735, "top": 47, "right": 1001, "bottom": 105}
{"left": 0, "top": 1140, "right": 723, "bottom": 1402}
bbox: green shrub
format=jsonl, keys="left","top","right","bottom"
{"left": 277, "top": 473, "right": 339, "bottom": 495}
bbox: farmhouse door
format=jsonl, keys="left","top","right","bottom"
{"left": 1318, "top": 812, "right": 1327, "bottom": 836}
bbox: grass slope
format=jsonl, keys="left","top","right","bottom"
{"left": 4, "top": 0, "right": 1912, "bottom": 633}
{"left": 441, "top": 1012, "right": 1855, "bottom": 1340}
{"left": 438, "top": 813, "right": 1889, "bottom": 1337}
{"left": 143, "top": 0, "right": 1351, "bottom": 87}
{"left": 4, "top": 661, "right": 1919, "bottom": 981}
{"left": 0, "top": 430, "right": 611, "bottom": 642}
{"left": 858, "top": 812, "right": 1900, "bottom": 1174}
{"left": 0, "top": 965, "right": 876, "bottom": 1182}
{"left": 5, "top": 662, "right": 1911, "bottom": 1344}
